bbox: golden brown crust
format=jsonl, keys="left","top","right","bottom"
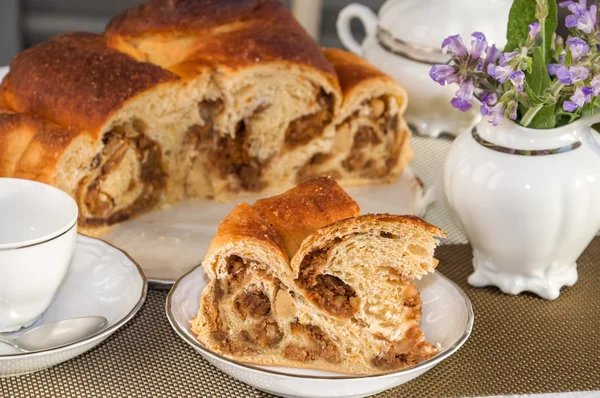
{"left": 205, "top": 178, "right": 359, "bottom": 265}
{"left": 105, "top": 0, "right": 338, "bottom": 81}
{"left": 0, "top": 112, "right": 83, "bottom": 183}
{"left": 106, "top": 0, "right": 269, "bottom": 37}
{"left": 0, "top": 112, "right": 39, "bottom": 177}
{"left": 0, "top": 32, "right": 178, "bottom": 135}
{"left": 252, "top": 177, "right": 360, "bottom": 258}
{"left": 322, "top": 47, "right": 393, "bottom": 99}
{"left": 206, "top": 202, "right": 289, "bottom": 264}
{"left": 13, "top": 126, "right": 84, "bottom": 185}
{"left": 173, "top": 21, "right": 334, "bottom": 75}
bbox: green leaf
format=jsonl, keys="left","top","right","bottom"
{"left": 526, "top": 104, "right": 556, "bottom": 128}
{"left": 505, "top": 0, "right": 534, "bottom": 52}
{"left": 505, "top": 0, "right": 557, "bottom": 65}
{"left": 527, "top": 46, "right": 555, "bottom": 129}
{"left": 506, "top": 0, "right": 558, "bottom": 128}
{"left": 543, "top": 0, "right": 558, "bottom": 64}
{"left": 528, "top": 46, "right": 551, "bottom": 97}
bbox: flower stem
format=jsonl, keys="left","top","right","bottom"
{"left": 550, "top": 81, "right": 565, "bottom": 96}
{"left": 537, "top": 0, "right": 548, "bottom": 64}
{"left": 520, "top": 103, "right": 545, "bottom": 127}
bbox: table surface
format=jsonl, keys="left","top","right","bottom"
{"left": 1, "top": 135, "right": 599, "bottom": 398}
{"left": 3, "top": 236, "right": 600, "bottom": 397}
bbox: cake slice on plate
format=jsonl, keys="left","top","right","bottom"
{"left": 192, "top": 177, "right": 446, "bottom": 374}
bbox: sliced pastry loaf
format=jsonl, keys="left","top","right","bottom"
{"left": 105, "top": 0, "right": 342, "bottom": 200}
{"left": 192, "top": 177, "right": 446, "bottom": 375}
{"left": 299, "top": 48, "right": 412, "bottom": 186}
{"left": 0, "top": 0, "right": 416, "bottom": 236}
{"left": 291, "top": 214, "right": 446, "bottom": 373}
{"left": 0, "top": 33, "right": 199, "bottom": 236}
{"left": 192, "top": 177, "right": 359, "bottom": 370}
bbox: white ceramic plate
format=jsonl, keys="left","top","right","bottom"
{"left": 103, "top": 167, "right": 434, "bottom": 285}
{"left": 0, "top": 235, "right": 147, "bottom": 377}
{"left": 166, "top": 264, "right": 473, "bottom": 398}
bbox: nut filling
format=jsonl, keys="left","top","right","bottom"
{"left": 242, "top": 318, "right": 284, "bottom": 349}
{"left": 284, "top": 322, "right": 341, "bottom": 364}
{"left": 211, "top": 118, "right": 266, "bottom": 191}
{"left": 187, "top": 100, "right": 269, "bottom": 192}
{"left": 296, "top": 244, "right": 359, "bottom": 318}
{"left": 226, "top": 255, "right": 250, "bottom": 288}
{"left": 341, "top": 96, "right": 400, "bottom": 177}
{"left": 285, "top": 90, "right": 334, "bottom": 148}
{"left": 77, "top": 120, "right": 166, "bottom": 226}
{"left": 189, "top": 100, "right": 224, "bottom": 149}
{"left": 371, "top": 343, "right": 430, "bottom": 371}
{"left": 298, "top": 95, "right": 402, "bottom": 181}
{"left": 235, "top": 290, "right": 271, "bottom": 320}
{"left": 183, "top": 100, "right": 224, "bottom": 191}
{"left": 209, "top": 256, "right": 284, "bottom": 353}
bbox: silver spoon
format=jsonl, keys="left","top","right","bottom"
{"left": 0, "top": 316, "right": 108, "bottom": 352}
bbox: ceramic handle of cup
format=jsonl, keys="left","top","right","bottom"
{"left": 336, "top": 4, "right": 378, "bottom": 55}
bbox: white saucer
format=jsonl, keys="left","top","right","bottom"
{"left": 0, "top": 235, "right": 147, "bottom": 377}
{"left": 102, "top": 167, "right": 434, "bottom": 285}
{"left": 166, "top": 264, "right": 473, "bottom": 398}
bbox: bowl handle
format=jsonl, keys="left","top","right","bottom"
{"left": 336, "top": 4, "right": 378, "bottom": 55}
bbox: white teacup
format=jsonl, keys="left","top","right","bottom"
{"left": 0, "top": 178, "right": 78, "bottom": 332}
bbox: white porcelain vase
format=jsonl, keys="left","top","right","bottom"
{"left": 445, "top": 116, "right": 600, "bottom": 299}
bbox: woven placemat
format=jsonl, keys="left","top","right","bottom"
{"left": 411, "top": 134, "right": 468, "bottom": 245}
{"left": 2, "top": 238, "right": 599, "bottom": 397}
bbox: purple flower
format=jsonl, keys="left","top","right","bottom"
{"left": 442, "top": 35, "right": 468, "bottom": 57}
{"left": 548, "top": 52, "right": 567, "bottom": 76}
{"left": 548, "top": 53, "right": 566, "bottom": 76}
{"left": 591, "top": 75, "right": 600, "bottom": 96}
{"left": 476, "top": 58, "right": 485, "bottom": 71}
{"left": 556, "top": 66, "right": 572, "bottom": 83}
{"left": 559, "top": 0, "right": 587, "bottom": 14}
{"left": 480, "top": 102, "right": 504, "bottom": 126}
{"left": 528, "top": 22, "right": 541, "bottom": 41}
{"left": 563, "top": 101, "right": 579, "bottom": 112}
{"left": 556, "top": 65, "right": 589, "bottom": 84}
{"left": 577, "top": 86, "right": 593, "bottom": 103}
{"left": 566, "top": 37, "right": 590, "bottom": 60}
{"left": 429, "top": 64, "right": 459, "bottom": 86}
{"left": 481, "top": 91, "right": 498, "bottom": 106}
{"left": 485, "top": 44, "right": 501, "bottom": 65}
{"left": 488, "top": 64, "right": 513, "bottom": 83}
{"left": 470, "top": 32, "right": 487, "bottom": 60}
{"left": 563, "top": 86, "right": 593, "bottom": 111}
{"left": 548, "top": 63, "right": 561, "bottom": 75}
{"left": 561, "top": 1, "right": 597, "bottom": 33}
{"left": 500, "top": 51, "right": 519, "bottom": 66}
{"left": 509, "top": 71, "right": 525, "bottom": 92}
{"left": 569, "top": 65, "right": 589, "bottom": 83}
{"left": 451, "top": 80, "right": 475, "bottom": 112}
{"left": 579, "top": 5, "right": 597, "bottom": 33}
{"left": 559, "top": 52, "right": 567, "bottom": 64}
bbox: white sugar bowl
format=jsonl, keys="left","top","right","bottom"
{"left": 0, "top": 178, "right": 78, "bottom": 332}
{"left": 337, "top": 0, "right": 512, "bottom": 137}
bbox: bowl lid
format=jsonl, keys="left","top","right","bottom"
{"left": 377, "top": 0, "right": 511, "bottom": 64}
